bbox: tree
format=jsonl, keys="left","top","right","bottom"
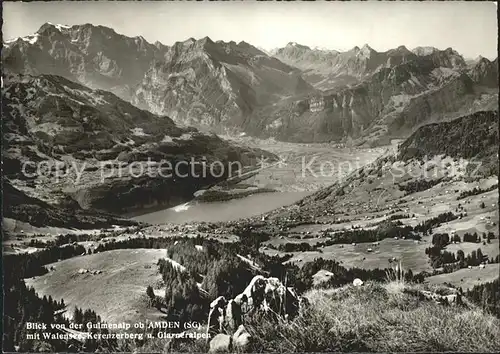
{"left": 457, "top": 250, "right": 465, "bottom": 267}
{"left": 480, "top": 202, "right": 486, "bottom": 209}
{"left": 404, "top": 268, "right": 414, "bottom": 282}
{"left": 73, "top": 307, "right": 83, "bottom": 324}
{"left": 146, "top": 285, "right": 155, "bottom": 299}
{"left": 471, "top": 250, "right": 478, "bottom": 266}
{"left": 476, "top": 248, "right": 484, "bottom": 264}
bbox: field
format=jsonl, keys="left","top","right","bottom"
{"left": 426, "top": 264, "right": 500, "bottom": 290}
{"left": 24, "top": 249, "right": 167, "bottom": 324}
{"left": 294, "top": 238, "right": 434, "bottom": 273}
{"left": 220, "top": 135, "right": 386, "bottom": 192}
{"left": 260, "top": 157, "right": 499, "bottom": 281}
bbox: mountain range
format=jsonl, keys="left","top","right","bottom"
{"left": 3, "top": 22, "right": 498, "bottom": 146}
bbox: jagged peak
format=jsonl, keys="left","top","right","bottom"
{"left": 176, "top": 36, "right": 214, "bottom": 46}
{"left": 475, "top": 55, "right": 493, "bottom": 65}
{"left": 396, "top": 45, "right": 410, "bottom": 53}
{"left": 182, "top": 37, "right": 196, "bottom": 45}
{"left": 238, "top": 40, "right": 252, "bottom": 47}
{"left": 200, "top": 36, "right": 213, "bottom": 43}
{"left": 37, "top": 22, "right": 65, "bottom": 34}
{"left": 36, "top": 22, "right": 139, "bottom": 43}
{"left": 412, "top": 46, "right": 439, "bottom": 56}
{"left": 361, "top": 44, "right": 374, "bottom": 52}
{"left": 153, "top": 40, "right": 168, "bottom": 49}
{"left": 444, "top": 47, "right": 460, "bottom": 56}
{"left": 286, "top": 42, "right": 311, "bottom": 50}
{"left": 196, "top": 36, "right": 214, "bottom": 49}
{"left": 359, "top": 44, "right": 376, "bottom": 57}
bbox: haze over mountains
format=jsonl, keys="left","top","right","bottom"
{"left": 3, "top": 22, "right": 498, "bottom": 146}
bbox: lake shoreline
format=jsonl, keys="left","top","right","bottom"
{"left": 131, "top": 191, "right": 312, "bottom": 224}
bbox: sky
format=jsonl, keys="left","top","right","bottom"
{"left": 3, "top": 1, "right": 498, "bottom": 59}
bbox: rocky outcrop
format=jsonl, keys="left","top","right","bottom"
{"left": 232, "top": 324, "right": 251, "bottom": 350}
{"left": 468, "top": 57, "right": 498, "bottom": 88}
{"left": 207, "top": 275, "right": 303, "bottom": 350}
{"left": 209, "top": 333, "right": 232, "bottom": 353}
{"left": 419, "top": 290, "right": 461, "bottom": 305}
{"left": 353, "top": 278, "right": 364, "bottom": 287}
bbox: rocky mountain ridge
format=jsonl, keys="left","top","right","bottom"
{"left": 131, "top": 36, "right": 314, "bottom": 132}
{"left": 3, "top": 23, "right": 498, "bottom": 145}
{"left": 3, "top": 23, "right": 168, "bottom": 101}
{"left": 248, "top": 54, "right": 498, "bottom": 144}
{"left": 2, "top": 73, "right": 275, "bottom": 217}
{"left": 271, "top": 43, "right": 467, "bottom": 90}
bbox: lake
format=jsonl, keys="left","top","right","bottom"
{"left": 132, "top": 191, "right": 311, "bottom": 224}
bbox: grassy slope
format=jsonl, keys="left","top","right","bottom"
{"left": 24, "top": 249, "right": 166, "bottom": 324}
{"left": 136, "top": 280, "right": 500, "bottom": 353}
{"left": 245, "top": 281, "right": 500, "bottom": 352}
{"left": 398, "top": 110, "right": 499, "bottom": 175}
{"left": 426, "top": 263, "right": 500, "bottom": 290}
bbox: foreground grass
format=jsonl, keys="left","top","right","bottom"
{"left": 133, "top": 281, "right": 499, "bottom": 352}
{"left": 244, "top": 281, "right": 500, "bottom": 352}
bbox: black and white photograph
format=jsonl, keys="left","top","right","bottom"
{"left": 1, "top": 1, "right": 499, "bottom": 352}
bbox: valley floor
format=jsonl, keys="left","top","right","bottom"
{"left": 4, "top": 140, "right": 499, "bottom": 352}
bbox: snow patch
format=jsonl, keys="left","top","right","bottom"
{"left": 24, "top": 34, "right": 40, "bottom": 45}
{"left": 161, "top": 135, "right": 174, "bottom": 143}
{"left": 409, "top": 74, "right": 422, "bottom": 87}
{"left": 431, "top": 67, "right": 459, "bottom": 81}
{"left": 266, "top": 118, "right": 283, "bottom": 130}
{"left": 55, "top": 24, "right": 70, "bottom": 31}
{"left": 412, "top": 46, "right": 438, "bottom": 56}
{"left": 130, "top": 127, "right": 150, "bottom": 137}
{"left": 390, "top": 94, "right": 412, "bottom": 107}
{"left": 47, "top": 22, "right": 70, "bottom": 31}
{"left": 175, "top": 133, "right": 194, "bottom": 141}
{"left": 4, "top": 37, "right": 20, "bottom": 44}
